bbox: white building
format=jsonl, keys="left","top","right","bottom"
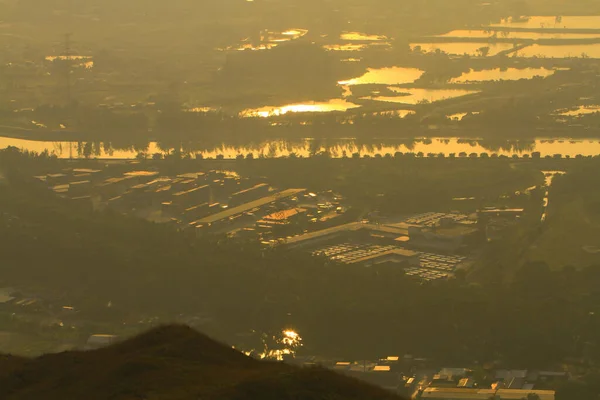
{"left": 86, "top": 334, "right": 119, "bottom": 349}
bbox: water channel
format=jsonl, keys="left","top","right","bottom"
{"left": 540, "top": 171, "right": 566, "bottom": 222}
{"left": 4, "top": 137, "right": 600, "bottom": 160}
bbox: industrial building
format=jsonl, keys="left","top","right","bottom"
{"left": 182, "top": 203, "right": 212, "bottom": 222}
{"left": 313, "top": 244, "right": 420, "bottom": 267}
{"left": 68, "top": 180, "right": 92, "bottom": 197}
{"left": 478, "top": 208, "right": 525, "bottom": 218}
{"left": 408, "top": 225, "right": 479, "bottom": 252}
{"left": 421, "top": 388, "right": 555, "bottom": 400}
{"left": 86, "top": 334, "right": 120, "bottom": 349}
{"left": 172, "top": 185, "right": 211, "bottom": 208}
{"left": 258, "top": 208, "right": 308, "bottom": 226}
{"left": 284, "top": 213, "right": 480, "bottom": 253}
{"left": 193, "top": 188, "right": 306, "bottom": 232}
{"left": 284, "top": 222, "right": 411, "bottom": 249}
{"left": 229, "top": 183, "right": 270, "bottom": 206}
{"left": 97, "top": 175, "right": 140, "bottom": 199}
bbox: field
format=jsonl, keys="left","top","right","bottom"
{"left": 1, "top": 0, "right": 600, "bottom": 140}
{"left": 526, "top": 171, "right": 600, "bottom": 269}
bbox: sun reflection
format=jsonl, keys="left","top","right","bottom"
{"left": 340, "top": 32, "right": 388, "bottom": 41}
{"left": 282, "top": 330, "right": 301, "bottom": 346}
{"left": 338, "top": 67, "right": 424, "bottom": 86}
{"left": 242, "top": 99, "right": 359, "bottom": 117}
{"left": 281, "top": 29, "right": 308, "bottom": 37}
{"left": 256, "top": 329, "right": 303, "bottom": 361}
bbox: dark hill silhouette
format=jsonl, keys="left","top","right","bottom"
{"left": 0, "top": 325, "right": 403, "bottom": 400}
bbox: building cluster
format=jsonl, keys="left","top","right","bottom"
{"left": 35, "top": 166, "right": 352, "bottom": 243}
{"left": 0, "top": 287, "right": 41, "bottom": 312}
{"left": 36, "top": 167, "right": 525, "bottom": 282}
{"left": 290, "top": 356, "right": 562, "bottom": 400}
{"left": 285, "top": 212, "right": 480, "bottom": 281}
{"left": 418, "top": 367, "right": 564, "bottom": 400}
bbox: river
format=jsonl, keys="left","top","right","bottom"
{"left": 2, "top": 137, "right": 600, "bottom": 160}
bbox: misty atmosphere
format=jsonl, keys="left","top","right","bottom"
{"left": 2, "top": 0, "right": 600, "bottom": 399}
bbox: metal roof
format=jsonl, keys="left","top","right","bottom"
{"left": 196, "top": 189, "right": 305, "bottom": 224}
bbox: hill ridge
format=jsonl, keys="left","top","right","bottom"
{"left": 0, "top": 325, "right": 403, "bottom": 400}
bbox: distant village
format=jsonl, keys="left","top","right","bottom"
{"left": 0, "top": 162, "right": 565, "bottom": 400}
{"left": 292, "top": 356, "right": 563, "bottom": 400}
{"left": 32, "top": 162, "right": 528, "bottom": 283}
{"left": 0, "top": 158, "right": 574, "bottom": 400}
{"left": 330, "top": 361, "right": 561, "bottom": 400}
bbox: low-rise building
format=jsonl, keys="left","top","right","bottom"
{"left": 258, "top": 208, "right": 307, "bottom": 226}
{"left": 123, "top": 171, "right": 160, "bottom": 185}
{"left": 86, "top": 334, "right": 119, "bottom": 349}
{"left": 478, "top": 208, "right": 525, "bottom": 219}
{"left": 182, "top": 203, "right": 213, "bottom": 222}
{"left": 46, "top": 173, "right": 70, "bottom": 185}
{"left": 0, "top": 288, "right": 15, "bottom": 304}
{"left": 496, "top": 389, "right": 555, "bottom": 400}
{"left": 422, "top": 388, "right": 497, "bottom": 400}
{"left": 408, "top": 225, "right": 480, "bottom": 253}
{"left": 229, "top": 183, "right": 270, "bottom": 207}
{"left": 421, "top": 388, "right": 554, "bottom": 400}
{"left": 284, "top": 222, "right": 409, "bottom": 250}
{"left": 346, "top": 248, "right": 420, "bottom": 267}
{"left": 68, "top": 180, "right": 92, "bottom": 197}
{"left": 195, "top": 189, "right": 305, "bottom": 228}
{"left": 172, "top": 185, "right": 211, "bottom": 208}
{"left": 97, "top": 176, "right": 138, "bottom": 199}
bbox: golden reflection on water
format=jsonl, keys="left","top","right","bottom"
{"left": 323, "top": 43, "right": 368, "bottom": 51}
{"left": 338, "top": 67, "right": 423, "bottom": 86}
{"left": 367, "top": 88, "right": 479, "bottom": 105}
{"left": 46, "top": 55, "right": 94, "bottom": 69}
{"left": 340, "top": 32, "right": 387, "bottom": 41}
{"left": 242, "top": 99, "right": 360, "bottom": 117}
{"left": 5, "top": 138, "right": 600, "bottom": 160}
{"left": 324, "top": 42, "right": 391, "bottom": 52}
{"left": 437, "top": 29, "right": 600, "bottom": 40}
{"left": 234, "top": 43, "right": 278, "bottom": 51}
{"left": 282, "top": 29, "right": 305, "bottom": 36}
{"left": 450, "top": 67, "right": 555, "bottom": 83}
{"left": 259, "top": 329, "right": 303, "bottom": 361}
{"left": 197, "top": 139, "right": 600, "bottom": 160}
{"left": 556, "top": 105, "right": 600, "bottom": 117}
{"left": 281, "top": 330, "right": 301, "bottom": 347}
{"left": 224, "top": 28, "right": 307, "bottom": 51}
{"left": 265, "top": 28, "right": 308, "bottom": 42}
{"left": 410, "top": 42, "right": 516, "bottom": 57}
{"left": 412, "top": 42, "right": 600, "bottom": 59}
{"left": 186, "top": 107, "right": 216, "bottom": 113}
{"left": 448, "top": 113, "right": 469, "bottom": 121}
{"left": 540, "top": 171, "right": 566, "bottom": 223}
{"left": 373, "top": 110, "right": 416, "bottom": 118}
{"left": 515, "top": 44, "right": 600, "bottom": 59}
{"left": 489, "top": 16, "right": 600, "bottom": 30}
{"left": 340, "top": 85, "right": 353, "bottom": 98}
{"left": 45, "top": 55, "right": 91, "bottom": 62}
